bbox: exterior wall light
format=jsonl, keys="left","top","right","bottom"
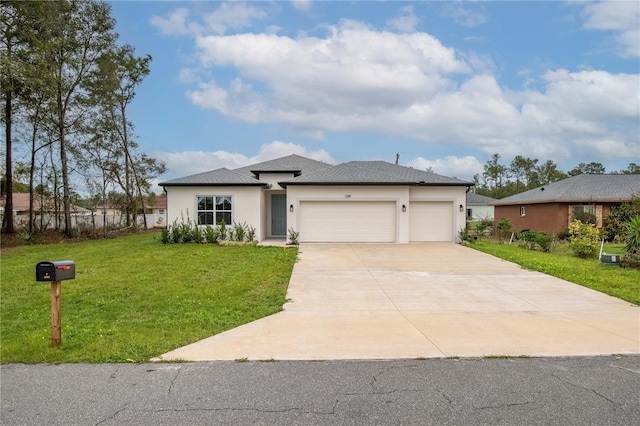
{"left": 290, "top": 204, "right": 294, "bottom": 212}
{"left": 459, "top": 204, "right": 464, "bottom": 212}
{"left": 402, "top": 204, "right": 406, "bottom": 212}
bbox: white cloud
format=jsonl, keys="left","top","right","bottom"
{"left": 386, "top": 5, "right": 419, "bottom": 33}
{"left": 160, "top": 5, "right": 638, "bottom": 166}
{"left": 291, "top": 0, "right": 312, "bottom": 12}
{"left": 149, "top": 8, "right": 192, "bottom": 35}
{"left": 581, "top": 1, "right": 640, "bottom": 58}
{"left": 440, "top": 3, "right": 487, "bottom": 28}
{"left": 154, "top": 141, "right": 335, "bottom": 179}
{"left": 150, "top": 2, "right": 266, "bottom": 36}
{"left": 407, "top": 155, "right": 483, "bottom": 181}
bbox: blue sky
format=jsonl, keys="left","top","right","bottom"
{"left": 109, "top": 1, "right": 639, "bottom": 189}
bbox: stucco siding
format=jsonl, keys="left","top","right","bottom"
{"left": 165, "top": 186, "right": 263, "bottom": 237}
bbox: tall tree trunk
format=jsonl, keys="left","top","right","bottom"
{"left": 3, "top": 45, "right": 14, "bottom": 234}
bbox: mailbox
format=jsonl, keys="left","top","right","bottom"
{"left": 36, "top": 261, "right": 76, "bottom": 282}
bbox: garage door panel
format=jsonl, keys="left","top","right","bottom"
{"left": 299, "top": 201, "right": 396, "bottom": 243}
{"left": 409, "top": 202, "right": 453, "bottom": 242}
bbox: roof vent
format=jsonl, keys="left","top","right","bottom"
{"left": 540, "top": 187, "right": 545, "bottom": 191}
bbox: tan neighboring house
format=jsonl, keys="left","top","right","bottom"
{"left": 491, "top": 174, "right": 640, "bottom": 235}
{"left": 159, "top": 154, "right": 473, "bottom": 243}
{"left": 3, "top": 193, "right": 89, "bottom": 215}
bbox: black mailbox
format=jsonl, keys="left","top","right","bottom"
{"left": 36, "top": 261, "right": 76, "bottom": 282}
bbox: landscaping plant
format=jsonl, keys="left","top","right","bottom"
{"left": 568, "top": 220, "right": 601, "bottom": 259}
{"left": 496, "top": 217, "right": 512, "bottom": 243}
{"left": 621, "top": 215, "right": 640, "bottom": 269}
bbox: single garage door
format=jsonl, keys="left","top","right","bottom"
{"left": 409, "top": 201, "right": 453, "bottom": 241}
{"left": 299, "top": 201, "right": 396, "bottom": 243}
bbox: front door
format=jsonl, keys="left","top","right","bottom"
{"left": 271, "top": 194, "right": 287, "bottom": 236}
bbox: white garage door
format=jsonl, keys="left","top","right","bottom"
{"left": 409, "top": 201, "right": 453, "bottom": 242}
{"left": 299, "top": 201, "right": 396, "bottom": 243}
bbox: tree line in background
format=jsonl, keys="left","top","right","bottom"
{"left": 473, "top": 154, "right": 639, "bottom": 199}
{"left": 1, "top": 0, "right": 165, "bottom": 237}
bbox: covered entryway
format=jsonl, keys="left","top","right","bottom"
{"left": 409, "top": 201, "right": 453, "bottom": 241}
{"left": 298, "top": 201, "right": 396, "bottom": 243}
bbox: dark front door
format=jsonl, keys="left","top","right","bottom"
{"left": 271, "top": 194, "right": 287, "bottom": 236}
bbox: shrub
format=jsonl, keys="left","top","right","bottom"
{"left": 203, "top": 225, "right": 219, "bottom": 243}
{"left": 622, "top": 216, "right": 640, "bottom": 269}
{"left": 624, "top": 215, "right": 640, "bottom": 253}
{"left": 516, "top": 230, "right": 553, "bottom": 252}
{"left": 245, "top": 224, "right": 257, "bottom": 242}
{"left": 160, "top": 227, "right": 170, "bottom": 244}
{"left": 604, "top": 202, "right": 640, "bottom": 242}
{"left": 496, "top": 217, "right": 512, "bottom": 243}
{"left": 534, "top": 232, "right": 553, "bottom": 253}
{"left": 217, "top": 219, "right": 227, "bottom": 240}
{"left": 568, "top": 220, "right": 601, "bottom": 259}
{"left": 233, "top": 221, "right": 246, "bottom": 241}
{"left": 288, "top": 227, "right": 300, "bottom": 245}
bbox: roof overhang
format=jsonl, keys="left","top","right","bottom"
{"left": 158, "top": 182, "right": 270, "bottom": 188}
{"left": 279, "top": 181, "right": 473, "bottom": 188}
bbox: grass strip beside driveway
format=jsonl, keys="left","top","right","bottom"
{"left": 469, "top": 240, "right": 640, "bottom": 306}
{"left": 1, "top": 233, "right": 297, "bottom": 363}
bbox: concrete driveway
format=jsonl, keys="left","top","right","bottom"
{"left": 157, "top": 243, "right": 639, "bottom": 361}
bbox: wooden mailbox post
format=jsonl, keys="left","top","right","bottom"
{"left": 36, "top": 261, "right": 76, "bottom": 347}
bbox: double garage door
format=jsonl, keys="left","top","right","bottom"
{"left": 299, "top": 201, "right": 396, "bottom": 243}
{"left": 298, "top": 200, "right": 454, "bottom": 243}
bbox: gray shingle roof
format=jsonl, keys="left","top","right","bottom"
{"left": 491, "top": 174, "right": 640, "bottom": 205}
{"left": 233, "top": 154, "right": 333, "bottom": 177}
{"left": 467, "top": 193, "right": 497, "bottom": 204}
{"left": 159, "top": 168, "right": 266, "bottom": 187}
{"left": 159, "top": 154, "right": 333, "bottom": 187}
{"left": 280, "top": 161, "right": 472, "bottom": 186}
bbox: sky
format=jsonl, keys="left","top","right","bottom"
{"left": 108, "top": 0, "right": 640, "bottom": 190}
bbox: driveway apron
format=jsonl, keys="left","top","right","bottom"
{"left": 157, "top": 243, "right": 639, "bottom": 361}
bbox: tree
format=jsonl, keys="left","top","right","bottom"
{"left": 482, "top": 154, "right": 509, "bottom": 198}
{"left": 0, "top": 1, "right": 21, "bottom": 234}
{"left": 85, "top": 44, "right": 163, "bottom": 229}
{"left": 536, "top": 160, "right": 566, "bottom": 186}
{"left": 620, "top": 163, "right": 640, "bottom": 174}
{"left": 568, "top": 162, "right": 606, "bottom": 176}
{"left": 510, "top": 155, "right": 539, "bottom": 192}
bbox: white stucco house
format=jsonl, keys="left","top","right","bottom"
{"left": 466, "top": 193, "right": 496, "bottom": 222}
{"left": 158, "top": 155, "right": 474, "bottom": 243}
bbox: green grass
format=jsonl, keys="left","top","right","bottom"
{"left": 469, "top": 240, "right": 640, "bottom": 306}
{"left": 1, "top": 233, "right": 298, "bottom": 363}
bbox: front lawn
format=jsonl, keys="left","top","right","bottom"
{"left": 469, "top": 240, "right": 640, "bottom": 305}
{"left": 0, "top": 233, "right": 298, "bottom": 363}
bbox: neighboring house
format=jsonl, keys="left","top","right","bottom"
{"left": 145, "top": 196, "right": 167, "bottom": 226}
{"left": 94, "top": 196, "right": 167, "bottom": 226}
{"left": 491, "top": 174, "right": 640, "bottom": 235}
{"left": 159, "top": 154, "right": 473, "bottom": 243}
{"left": 94, "top": 202, "right": 121, "bottom": 216}
{"left": 466, "top": 193, "right": 496, "bottom": 222}
{"left": 3, "top": 193, "right": 89, "bottom": 215}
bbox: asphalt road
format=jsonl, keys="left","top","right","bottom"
{"left": 2, "top": 356, "right": 639, "bottom": 425}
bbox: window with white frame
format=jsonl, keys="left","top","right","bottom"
{"left": 520, "top": 206, "right": 526, "bottom": 216}
{"left": 197, "top": 196, "right": 232, "bottom": 226}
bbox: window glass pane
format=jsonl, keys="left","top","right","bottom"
{"left": 216, "top": 212, "right": 231, "bottom": 225}
{"left": 216, "top": 196, "right": 232, "bottom": 210}
{"left": 198, "top": 212, "right": 214, "bottom": 225}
